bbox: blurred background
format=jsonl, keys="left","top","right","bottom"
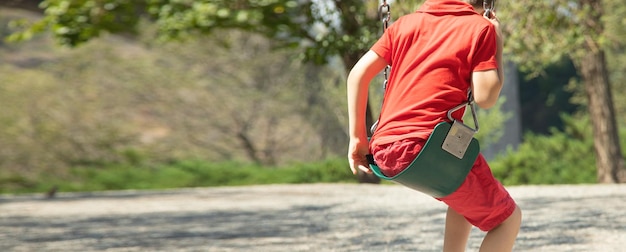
{"left": 0, "top": 0, "right": 624, "bottom": 194}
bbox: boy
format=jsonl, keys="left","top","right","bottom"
{"left": 346, "top": 0, "right": 522, "bottom": 251}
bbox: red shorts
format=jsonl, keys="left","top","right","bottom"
{"left": 371, "top": 138, "right": 517, "bottom": 231}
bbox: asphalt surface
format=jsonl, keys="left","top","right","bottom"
{"left": 1, "top": 183, "right": 625, "bottom": 251}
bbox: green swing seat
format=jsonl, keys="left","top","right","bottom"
{"left": 368, "top": 99, "right": 481, "bottom": 198}
{"left": 368, "top": 122, "right": 480, "bottom": 198}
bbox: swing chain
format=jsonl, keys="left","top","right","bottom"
{"left": 378, "top": 1, "right": 391, "bottom": 90}
{"left": 378, "top": 0, "right": 391, "bottom": 31}
{"left": 483, "top": 0, "right": 496, "bottom": 18}
{"left": 447, "top": 90, "right": 480, "bottom": 133}
{"left": 371, "top": 1, "right": 391, "bottom": 134}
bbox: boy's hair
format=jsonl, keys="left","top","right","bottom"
{"left": 465, "top": 0, "right": 485, "bottom": 8}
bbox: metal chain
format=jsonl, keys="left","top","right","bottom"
{"left": 371, "top": 1, "right": 391, "bottom": 134}
{"left": 379, "top": 0, "right": 390, "bottom": 30}
{"left": 378, "top": 0, "right": 391, "bottom": 89}
{"left": 483, "top": 0, "right": 496, "bottom": 18}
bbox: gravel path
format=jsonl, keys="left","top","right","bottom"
{"left": 1, "top": 183, "right": 625, "bottom": 251}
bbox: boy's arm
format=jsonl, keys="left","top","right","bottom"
{"left": 473, "top": 15, "right": 503, "bottom": 109}
{"left": 347, "top": 50, "right": 388, "bottom": 174}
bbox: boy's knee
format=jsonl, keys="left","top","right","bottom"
{"left": 508, "top": 205, "right": 522, "bottom": 227}
{"left": 495, "top": 205, "right": 522, "bottom": 230}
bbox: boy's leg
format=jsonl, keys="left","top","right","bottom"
{"left": 443, "top": 207, "right": 472, "bottom": 252}
{"left": 479, "top": 205, "right": 522, "bottom": 252}
{"left": 438, "top": 155, "right": 520, "bottom": 251}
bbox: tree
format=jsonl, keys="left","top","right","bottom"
{"left": 6, "top": 0, "right": 389, "bottom": 182}
{"left": 155, "top": 31, "right": 325, "bottom": 165}
{"left": 0, "top": 27, "right": 333, "bottom": 180}
{"left": 17, "top": 0, "right": 622, "bottom": 183}
{"left": 501, "top": 0, "right": 625, "bottom": 183}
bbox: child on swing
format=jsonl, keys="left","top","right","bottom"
{"left": 347, "top": 0, "right": 522, "bottom": 251}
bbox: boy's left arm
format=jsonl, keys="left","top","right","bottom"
{"left": 473, "top": 14, "right": 503, "bottom": 109}
{"left": 347, "top": 50, "right": 388, "bottom": 174}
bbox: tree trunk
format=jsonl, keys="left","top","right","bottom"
{"left": 577, "top": 50, "right": 624, "bottom": 183}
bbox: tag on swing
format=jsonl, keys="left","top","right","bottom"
{"left": 442, "top": 121, "right": 476, "bottom": 159}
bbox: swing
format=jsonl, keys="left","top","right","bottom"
{"left": 366, "top": 0, "right": 487, "bottom": 198}
{"left": 368, "top": 100, "right": 480, "bottom": 198}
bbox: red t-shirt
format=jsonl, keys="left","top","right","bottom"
{"left": 370, "top": 0, "right": 498, "bottom": 148}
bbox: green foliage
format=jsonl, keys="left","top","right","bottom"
{"left": 501, "top": 0, "right": 626, "bottom": 77}
{"left": 146, "top": 0, "right": 306, "bottom": 41}
{"left": 7, "top": 0, "right": 383, "bottom": 67}
{"left": 3, "top": 1, "right": 626, "bottom": 192}
{"left": 284, "top": 159, "right": 357, "bottom": 184}
{"left": 0, "top": 173, "right": 38, "bottom": 193}
{"left": 0, "top": 158, "right": 357, "bottom": 194}
{"left": 501, "top": 0, "right": 595, "bottom": 74}
{"left": 501, "top": 0, "right": 626, "bottom": 183}
{"left": 1, "top": 21, "right": 344, "bottom": 175}
{"left": 468, "top": 97, "right": 511, "bottom": 147}
{"left": 490, "top": 114, "right": 597, "bottom": 185}
{"left": 7, "top": 0, "right": 141, "bottom": 46}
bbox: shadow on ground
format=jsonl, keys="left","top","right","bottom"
{"left": 1, "top": 185, "right": 625, "bottom": 251}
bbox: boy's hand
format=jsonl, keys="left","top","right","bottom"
{"left": 348, "top": 139, "right": 372, "bottom": 175}
{"left": 484, "top": 11, "right": 501, "bottom": 38}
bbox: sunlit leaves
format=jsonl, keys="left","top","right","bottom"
{"left": 8, "top": 0, "right": 142, "bottom": 46}
{"left": 500, "top": 0, "right": 619, "bottom": 75}
{"left": 8, "top": 0, "right": 386, "bottom": 66}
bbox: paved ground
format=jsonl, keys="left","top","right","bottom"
{"left": 0, "top": 183, "right": 624, "bottom": 251}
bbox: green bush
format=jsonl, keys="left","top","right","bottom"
{"left": 2, "top": 157, "right": 357, "bottom": 194}
{"left": 8, "top": 112, "right": 626, "bottom": 195}
{"left": 490, "top": 114, "right": 597, "bottom": 185}
{"left": 281, "top": 158, "right": 357, "bottom": 184}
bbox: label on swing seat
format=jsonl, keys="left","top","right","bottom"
{"left": 442, "top": 121, "right": 476, "bottom": 159}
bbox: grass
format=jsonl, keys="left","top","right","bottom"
{"left": 0, "top": 158, "right": 358, "bottom": 194}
